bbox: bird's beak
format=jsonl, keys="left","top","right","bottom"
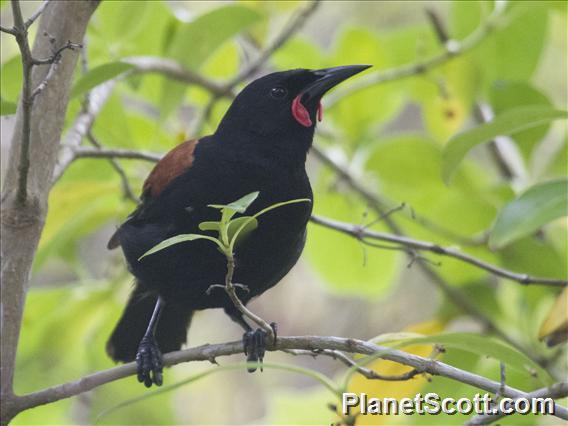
{"left": 302, "top": 64, "right": 372, "bottom": 102}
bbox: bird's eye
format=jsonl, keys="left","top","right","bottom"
{"left": 270, "top": 87, "right": 288, "bottom": 99}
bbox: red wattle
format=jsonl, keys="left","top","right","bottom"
{"left": 291, "top": 95, "right": 312, "bottom": 127}
{"left": 317, "top": 101, "right": 323, "bottom": 122}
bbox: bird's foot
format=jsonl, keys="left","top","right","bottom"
{"left": 136, "top": 335, "right": 163, "bottom": 388}
{"left": 243, "top": 322, "right": 277, "bottom": 373}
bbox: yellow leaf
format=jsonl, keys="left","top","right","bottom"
{"left": 345, "top": 319, "right": 445, "bottom": 425}
{"left": 538, "top": 287, "right": 568, "bottom": 346}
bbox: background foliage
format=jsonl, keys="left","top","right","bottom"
{"left": 1, "top": 1, "right": 566, "bottom": 424}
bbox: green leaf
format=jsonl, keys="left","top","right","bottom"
{"left": 229, "top": 197, "right": 310, "bottom": 251}
{"left": 198, "top": 221, "right": 221, "bottom": 232}
{"left": 227, "top": 216, "right": 258, "bottom": 244}
{"left": 442, "top": 107, "right": 568, "bottom": 184}
{"left": 208, "top": 191, "right": 260, "bottom": 213}
{"left": 70, "top": 62, "right": 134, "bottom": 99}
{"left": 489, "top": 80, "right": 553, "bottom": 159}
{"left": 379, "top": 332, "right": 553, "bottom": 386}
{"left": 139, "top": 234, "right": 222, "bottom": 260}
{"left": 0, "top": 98, "right": 17, "bottom": 115}
{"left": 227, "top": 191, "right": 260, "bottom": 213}
{"left": 489, "top": 179, "right": 568, "bottom": 249}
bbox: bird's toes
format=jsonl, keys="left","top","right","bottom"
{"left": 243, "top": 328, "right": 271, "bottom": 373}
{"left": 136, "top": 335, "right": 163, "bottom": 387}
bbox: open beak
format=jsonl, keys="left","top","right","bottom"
{"left": 290, "top": 64, "right": 371, "bottom": 127}
{"left": 302, "top": 64, "right": 371, "bottom": 102}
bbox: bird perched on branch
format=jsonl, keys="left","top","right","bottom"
{"left": 106, "top": 65, "right": 370, "bottom": 387}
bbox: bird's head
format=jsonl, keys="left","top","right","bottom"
{"left": 216, "top": 65, "right": 371, "bottom": 153}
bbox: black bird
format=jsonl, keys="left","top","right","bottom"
{"left": 106, "top": 65, "right": 370, "bottom": 387}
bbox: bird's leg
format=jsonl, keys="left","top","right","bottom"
{"left": 136, "top": 296, "right": 164, "bottom": 387}
{"left": 224, "top": 305, "right": 277, "bottom": 373}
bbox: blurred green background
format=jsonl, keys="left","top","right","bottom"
{"left": 1, "top": 1, "right": 567, "bottom": 424}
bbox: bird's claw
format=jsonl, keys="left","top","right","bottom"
{"left": 242, "top": 322, "right": 277, "bottom": 373}
{"left": 136, "top": 335, "right": 163, "bottom": 388}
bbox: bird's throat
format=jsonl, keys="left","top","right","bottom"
{"left": 291, "top": 95, "right": 322, "bottom": 127}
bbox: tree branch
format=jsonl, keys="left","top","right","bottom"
{"left": 0, "top": 24, "right": 17, "bottom": 35}
{"left": 123, "top": 56, "right": 232, "bottom": 98}
{"left": 310, "top": 215, "right": 568, "bottom": 287}
{"left": 9, "top": 336, "right": 568, "bottom": 421}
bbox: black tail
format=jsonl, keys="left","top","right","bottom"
{"left": 107, "top": 285, "right": 193, "bottom": 362}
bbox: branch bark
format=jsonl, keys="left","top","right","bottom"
{"left": 0, "top": 1, "right": 99, "bottom": 424}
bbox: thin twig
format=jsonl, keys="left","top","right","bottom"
{"left": 193, "top": 94, "right": 221, "bottom": 136}
{"left": 226, "top": 0, "right": 320, "bottom": 89}
{"left": 72, "top": 147, "right": 162, "bottom": 163}
{"left": 497, "top": 362, "right": 506, "bottom": 400}
{"left": 314, "top": 349, "right": 423, "bottom": 381}
{"left": 474, "top": 103, "right": 518, "bottom": 180}
{"left": 123, "top": 56, "right": 232, "bottom": 98}
{"left": 222, "top": 255, "right": 275, "bottom": 339}
{"left": 86, "top": 132, "right": 139, "bottom": 204}
{"left": 425, "top": 8, "right": 450, "bottom": 43}
{"left": 0, "top": 25, "right": 17, "bottom": 35}
{"left": 29, "top": 44, "right": 70, "bottom": 102}
{"left": 32, "top": 40, "right": 83, "bottom": 65}
{"left": 24, "top": 0, "right": 49, "bottom": 29}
